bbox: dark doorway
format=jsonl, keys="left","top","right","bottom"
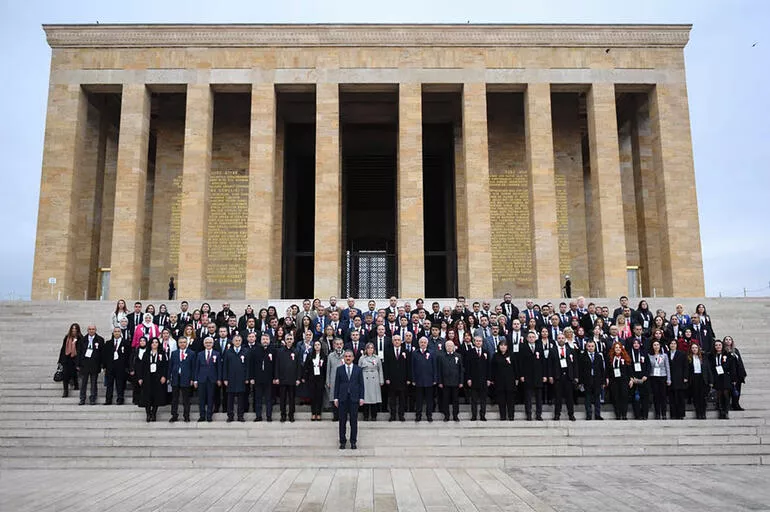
{"left": 340, "top": 88, "right": 398, "bottom": 298}
{"left": 422, "top": 91, "right": 460, "bottom": 297}
{"left": 280, "top": 90, "right": 316, "bottom": 298}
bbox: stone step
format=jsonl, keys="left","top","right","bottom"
{"left": 1, "top": 453, "right": 765, "bottom": 469}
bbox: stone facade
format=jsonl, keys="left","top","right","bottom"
{"left": 31, "top": 24, "right": 706, "bottom": 300}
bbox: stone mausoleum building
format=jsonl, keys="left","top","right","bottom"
{"left": 32, "top": 23, "right": 705, "bottom": 301}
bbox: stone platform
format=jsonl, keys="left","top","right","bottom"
{"left": 0, "top": 298, "right": 768, "bottom": 510}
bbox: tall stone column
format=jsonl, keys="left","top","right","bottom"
{"left": 177, "top": 84, "right": 214, "bottom": 299}
{"left": 109, "top": 84, "right": 151, "bottom": 300}
{"left": 524, "top": 83, "right": 561, "bottom": 297}
{"left": 31, "top": 84, "right": 88, "bottom": 300}
{"left": 586, "top": 83, "right": 627, "bottom": 298}
{"left": 314, "top": 83, "right": 341, "bottom": 298}
{"left": 461, "top": 83, "right": 494, "bottom": 299}
{"left": 398, "top": 83, "right": 425, "bottom": 297}
{"left": 245, "top": 83, "right": 277, "bottom": 299}
{"left": 649, "top": 82, "right": 705, "bottom": 297}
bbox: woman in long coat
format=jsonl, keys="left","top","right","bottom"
{"left": 724, "top": 336, "right": 747, "bottom": 411}
{"left": 130, "top": 336, "right": 148, "bottom": 406}
{"left": 138, "top": 337, "right": 168, "bottom": 422}
{"left": 58, "top": 323, "right": 82, "bottom": 397}
{"left": 358, "top": 342, "right": 384, "bottom": 421}
{"left": 302, "top": 340, "right": 327, "bottom": 421}
{"left": 667, "top": 339, "right": 689, "bottom": 419}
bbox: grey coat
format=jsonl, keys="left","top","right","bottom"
{"left": 648, "top": 353, "right": 672, "bottom": 384}
{"left": 326, "top": 350, "right": 345, "bottom": 404}
{"left": 358, "top": 355, "right": 384, "bottom": 404}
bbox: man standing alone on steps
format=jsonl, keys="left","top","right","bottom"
{"left": 334, "top": 349, "right": 365, "bottom": 450}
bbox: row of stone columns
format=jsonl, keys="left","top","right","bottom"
{"left": 33, "top": 80, "right": 703, "bottom": 300}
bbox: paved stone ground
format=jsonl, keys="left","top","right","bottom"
{"left": 1, "top": 465, "right": 769, "bottom": 511}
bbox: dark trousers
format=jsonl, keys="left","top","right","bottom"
{"left": 691, "top": 378, "right": 707, "bottom": 417}
{"left": 470, "top": 386, "right": 487, "bottom": 418}
{"left": 380, "top": 382, "right": 389, "bottom": 412}
{"left": 227, "top": 392, "right": 246, "bottom": 419}
{"left": 214, "top": 383, "right": 227, "bottom": 412}
{"left": 731, "top": 382, "right": 743, "bottom": 409}
{"left": 610, "top": 380, "right": 629, "bottom": 418}
{"left": 309, "top": 380, "right": 325, "bottom": 416}
{"left": 338, "top": 397, "right": 360, "bottom": 443}
{"left": 79, "top": 372, "right": 99, "bottom": 403}
{"left": 442, "top": 386, "right": 460, "bottom": 419}
{"left": 406, "top": 385, "right": 416, "bottom": 412}
{"left": 554, "top": 375, "right": 574, "bottom": 418}
{"left": 253, "top": 382, "right": 273, "bottom": 419}
{"left": 104, "top": 371, "right": 125, "bottom": 403}
{"left": 388, "top": 386, "right": 406, "bottom": 419}
{"left": 584, "top": 386, "right": 602, "bottom": 418}
{"left": 630, "top": 382, "right": 650, "bottom": 419}
{"left": 716, "top": 388, "right": 730, "bottom": 417}
{"left": 668, "top": 388, "right": 685, "bottom": 419}
{"left": 279, "top": 385, "right": 296, "bottom": 419}
{"left": 198, "top": 381, "right": 215, "bottom": 420}
{"left": 650, "top": 376, "right": 667, "bottom": 418}
{"left": 524, "top": 382, "right": 543, "bottom": 419}
{"left": 62, "top": 358, "right": 78, "bottom": 391}
{"left": 171, "top": 386, "right": 191, "bottom": 419}
{"left": 495, "top": 387, "right": 515, "bottom": 420}
{"left": 415, "top": 386, "right": 433, "bottom": 418}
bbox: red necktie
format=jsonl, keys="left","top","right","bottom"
{"left": 561, "top": 347, "right": 565, "bottom": 358}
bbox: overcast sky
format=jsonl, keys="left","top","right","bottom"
{"left": 1, "top": 0, "right": 767, "bottom": 299}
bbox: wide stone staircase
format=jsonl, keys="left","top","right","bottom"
{"left": 0, "top": 298, "right": 768, "bottom": 469}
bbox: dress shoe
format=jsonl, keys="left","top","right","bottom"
{"left": 389, "top": 416, "right": 395, "bottom": 422}
{"left": 427, "top": 416, "right": 433, "bottom": 423}
{"left": 207, "top": 417, "right": 213, "bottom": 422}
{"left": 553, "top": 415, "right": 560, "bottom": 421}
{"left": 198, "top": 417, "right": 206, "bottom": 422}
{"left": 280, "top": 417, "right": 286, "bottom": 423}
{"left": 351, "top": 443, "right": 357, "bottom": 450}
{"left": 568, "top": 415, "right": 576, "bottom": 421}
{"left": 480, "top": 416, "right": 487, "bottom": 422}
{"left": 62, "top": 390, "right": 69, "bottom": 398}
{"left": 399, "top": 417, "right": 406, "bottom": 422}
{"left": 169, "top": 417, "right": 178, "bottom": 423}
{"left": 415, "top": 415, "right": 421, "bottom": 422}
{"left": 470, "top": 416, "right": 477, "bottom": 421}
{"left": 116, "top": 399, "right": 124, "bottom": 405}
{"left": 184, "top": 417, "right": 190, "bottom": 423}
{"left": 78, "top": 400, "right": 85, "bottom": 406}
{"left": 443, "top": 416, "right": 450, "bottom": 422}
{"left": 104, "top": 401, "right": 112, "bottom": 406}
{"left": 289, "top": 416, "right": 295, "bottom": 422}
{"left": 535, "top": 416, "right": 543, "bottom": 421}
{"left": 226, "top": 418, "right": 234, "bottom": 423}
{"left": 254, "top": 416, "right": 263, "bottom": 422}
{"left": 266, "top": 417, "right": 272, "bottom": 422}
{"left": 339, "top": 442, "right": 346, "bottom": 450}
{"left": 453, "top": 416, "right": 460, "bottom": 422}
{"left": 595, "top": 415, "right": 604, "bottom": 420}
{"left": 238, "top": 417, "right": 245, "bottom": 422}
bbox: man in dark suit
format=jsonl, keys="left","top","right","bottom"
{"left": 249, "top": 334, "right": 275, "bottom": 422}
{"left": 499, "top": 293, "right": 519, "bottom": 328}
{"left": 127, "top": 302, "right": 144, "bottom": 337}
{"left": 690, "top": 315, "right": 714, "bottom": 354}
{"left": 103, "top": 327, "right": 130, "bottom": 405}
{"left": 334, "top": 350, "right": 365, "bottom": 449}
{"left": 519, "top": 331, "right": 545, "bottom": 421}
{"left": 77, "top": 324, "right": 104, "bottom": 405}
{"left": 193, "top": 337, "right": 221, "bottom": 422}
{"left": 553, "top": 334, "right": 578, "bottom": 421}
{"left": 340, "top": 298, "right": 362, "bottom": 325}
{"left": 168, "top": 336, "right": 195, "bottom": 422}
{"left": 438, "top": 340, "right": 464, "bottom": 421}
{"left": 464, "top": 335, "right": 490, "bottom": 421}
{"left": 222, "top": 335, "right": 250, "bottom": 422}
{"left": 215, "top": 303, "right": 236, "bottom": 328}
{"left": 580, "top": 303, "right": 600, "bottom": 335}
{"left": 579, "top": 340, "right": 606, "bottom": 420}
{"left": 411, "top": 336, "right": 437, "bottom": 422}
{"left": 274, "top": 334, "right": 302, "bottom": 422}
{"left": 612, "top": 296, "right": 634, "bottom": 324}
{"left": 384, "top": 334, "right": 410, "bottom": 422}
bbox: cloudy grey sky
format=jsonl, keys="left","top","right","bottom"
{"left": 1, "top": 0, "right": 767, "bottom": 299}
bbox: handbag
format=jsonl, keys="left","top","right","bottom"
{"left": 53, "top": 363, "right": 64, "bottom": 382}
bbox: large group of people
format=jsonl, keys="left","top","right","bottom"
{"left": 58, "top": 295, "right": 747, "bottom": 435}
